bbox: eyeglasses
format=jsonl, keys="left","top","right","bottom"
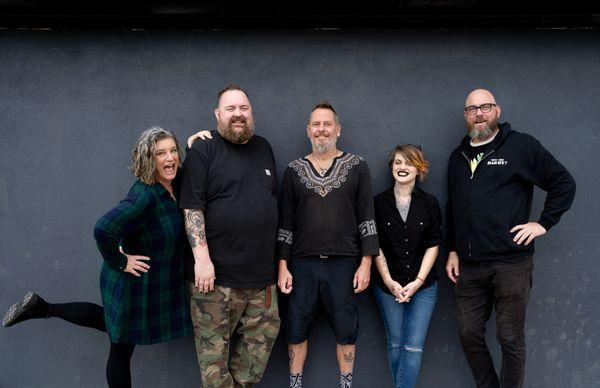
{"left": 465, "top": 103, "right": 497, "bottom": 115}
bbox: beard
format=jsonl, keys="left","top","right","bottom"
{"left": 468, "top": 124, "right": 493, "bottom": 140}
{"left": 311, "top": 136, "right": 337, "bottom": 154}
{"left": 217, "top": 115, "right": 255, "bottom": 144}
{"left": 468, "top": 116, "right": 499, "bottom": 140}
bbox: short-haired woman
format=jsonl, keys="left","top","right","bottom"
{"left": 372, "top": 144, "right": 442, "bottom": 388}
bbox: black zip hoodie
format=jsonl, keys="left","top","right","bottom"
{"left": 446, "top": 122, "right": 576, "bottom": 261}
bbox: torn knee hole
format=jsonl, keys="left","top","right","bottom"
{"left": 404, "top": 345, "right": 423, "bottom": 353}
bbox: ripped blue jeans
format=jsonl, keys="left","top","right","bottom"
{"left": 373, "top": 282, "right": 437, "bottom": 388}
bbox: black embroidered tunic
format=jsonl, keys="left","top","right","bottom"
{"left": 277, "top": 152, "right": 379, "bottom": 260}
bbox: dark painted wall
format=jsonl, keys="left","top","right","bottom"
{"left": 0, "top": 29, "right": 598, "bottom": 388}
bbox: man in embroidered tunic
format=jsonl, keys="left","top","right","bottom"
{"left": 277, "top": 101, "right": 379, "bottom": 388}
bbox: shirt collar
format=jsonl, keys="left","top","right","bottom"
{"left": 153, "top": 182, "right": 173, "bottom": 199}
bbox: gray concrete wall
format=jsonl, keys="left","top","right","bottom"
{"left": 0, "top": 29, "right": 598, "bottom": 387}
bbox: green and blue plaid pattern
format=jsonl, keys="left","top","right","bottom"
{"left": 95, "top": 180, "right": 192, "bottom": 344}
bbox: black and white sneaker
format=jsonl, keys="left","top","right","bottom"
{"left": 2, "top": 291, "right": 45, "bottom": 327}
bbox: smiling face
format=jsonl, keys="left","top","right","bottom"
{"left": 464, "top": 89, "right": 501, "bottom": 142}
{"left": 307, "top": 108, "right": 341, "bottom": 154}
{"left": 391, "top": 152, "right": 418, "bottom": 186}
{"left": 154, "top": 138, "right": 179, "bottom": 186}
{"left": 215, "top": 89, "right": 255, "bottom": 144}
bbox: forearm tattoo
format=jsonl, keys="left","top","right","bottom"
{"left": 376, "top": 255, "right": 391, "bottom": 278}
{"left": 185, "top": 209, "right": 207, "bottom": 248}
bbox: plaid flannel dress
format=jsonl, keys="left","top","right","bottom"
{"left": 94, "top": 180, "right": 192, "bottom": 344}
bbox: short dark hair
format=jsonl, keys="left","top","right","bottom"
{"left": 309, "top": 100, "right": 339, "bottom": 123}
{"left": 217, "top": 84, "right": 250, "bottom": 106}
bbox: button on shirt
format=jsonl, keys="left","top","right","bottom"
{"left": 373, "top": 186, "right": 442, "bottom": 294}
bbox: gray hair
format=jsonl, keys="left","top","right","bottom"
{"left": 130, "top": 126, "right": 182, "bottom": 185}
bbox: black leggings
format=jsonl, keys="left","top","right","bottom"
{"left": 107, "top": 342, "right": 136, "bottom": 388}
{"left": 48, "top": 302, "right": 106, "bottom": 331}
{"left": 49, "top": 302, "right": 136, "bottom": 388}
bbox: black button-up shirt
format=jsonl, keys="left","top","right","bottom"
{"left": 373, "top": 186, "right": 442, "bottom": 294}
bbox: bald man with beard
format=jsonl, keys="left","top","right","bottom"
{"left": 445, "top": 89, "right": 576, "bottom": 388}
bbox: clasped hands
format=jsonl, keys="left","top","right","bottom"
{"left": 385, "top": 278, "right": 423, "bottom": 303}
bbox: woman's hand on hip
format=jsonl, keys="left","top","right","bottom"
{"left": 120, "top": 246, "right": 150, "bottom": 277}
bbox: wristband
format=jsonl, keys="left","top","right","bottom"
{"left": 416, "top": 276, "right": 425, "bottom": 284}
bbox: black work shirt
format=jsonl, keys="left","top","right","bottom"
{"left": 373, "top": 186, "right": 442, "bottom": 294}
{"left": 179, "top": 130, "right": 278, "bottom": 288}
{"left": 276, "top": 152, "right": 379, "bottom": 261}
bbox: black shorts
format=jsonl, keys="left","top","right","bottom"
{"left": 286, "top": 255, "right": 358, "bottom": 345}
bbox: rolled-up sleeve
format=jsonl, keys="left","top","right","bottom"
{"left": 424, "top": 196, "right": 443, "bottom": 248}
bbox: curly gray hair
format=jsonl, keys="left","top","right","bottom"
{"left": 130, "top": 126, "right": 183, "bottom": 185}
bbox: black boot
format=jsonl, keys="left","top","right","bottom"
{"left": 2, "top": 292, "right": 50, "bottom": 327}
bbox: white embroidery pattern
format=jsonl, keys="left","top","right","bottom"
{"left": 289, "top": 153, "right": 362, "bottom": 197}
{"left": 358, "top": 220, "right": 377, "bottom": 239}
{"left": 277, "top": 228, "right": 293, "bottom": 245}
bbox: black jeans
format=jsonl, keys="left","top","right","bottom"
{"left": 456, "top": 256, "right": 533, "bottom": 388}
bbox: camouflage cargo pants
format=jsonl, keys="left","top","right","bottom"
{"left": 189, "top": 283, "right": 280, "bottom": 388}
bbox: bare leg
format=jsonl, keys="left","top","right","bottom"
{"left": 288, "top": 341, "right": 308, "bottom": 388}
{"left": 289, "top": 341, "right": 308, "bottom": 373}
{"left": 337, "top": 344, "right": 355, "bottom": 387}
{"left": 336, "top": 344, "right": 355, "bottom": 373}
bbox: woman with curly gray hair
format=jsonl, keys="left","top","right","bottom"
{"left": 3, "top": 126, "right": 192, "bottom": 388}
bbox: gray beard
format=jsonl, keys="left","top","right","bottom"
{"left": 468, "top": 124, "right": 493, "bottom": 140}
{"left": 218, "top": 123, "right": 254, "bottom": 144}
{"left": 311, "top": 138, "right": 336, "bottom": 154}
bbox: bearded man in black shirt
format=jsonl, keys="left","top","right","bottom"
{"left": 445, "top": 89, "right": 576, "bottom": 388}
{"left": 180, "top": 85, "right": 280, "bottom": 388}
{"left": 277, "top": 101, "right": 379, "bottom": 388}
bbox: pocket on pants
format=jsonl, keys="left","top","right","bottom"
{"left": 493, "top": 258, "right": 533, "bottom": 297}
